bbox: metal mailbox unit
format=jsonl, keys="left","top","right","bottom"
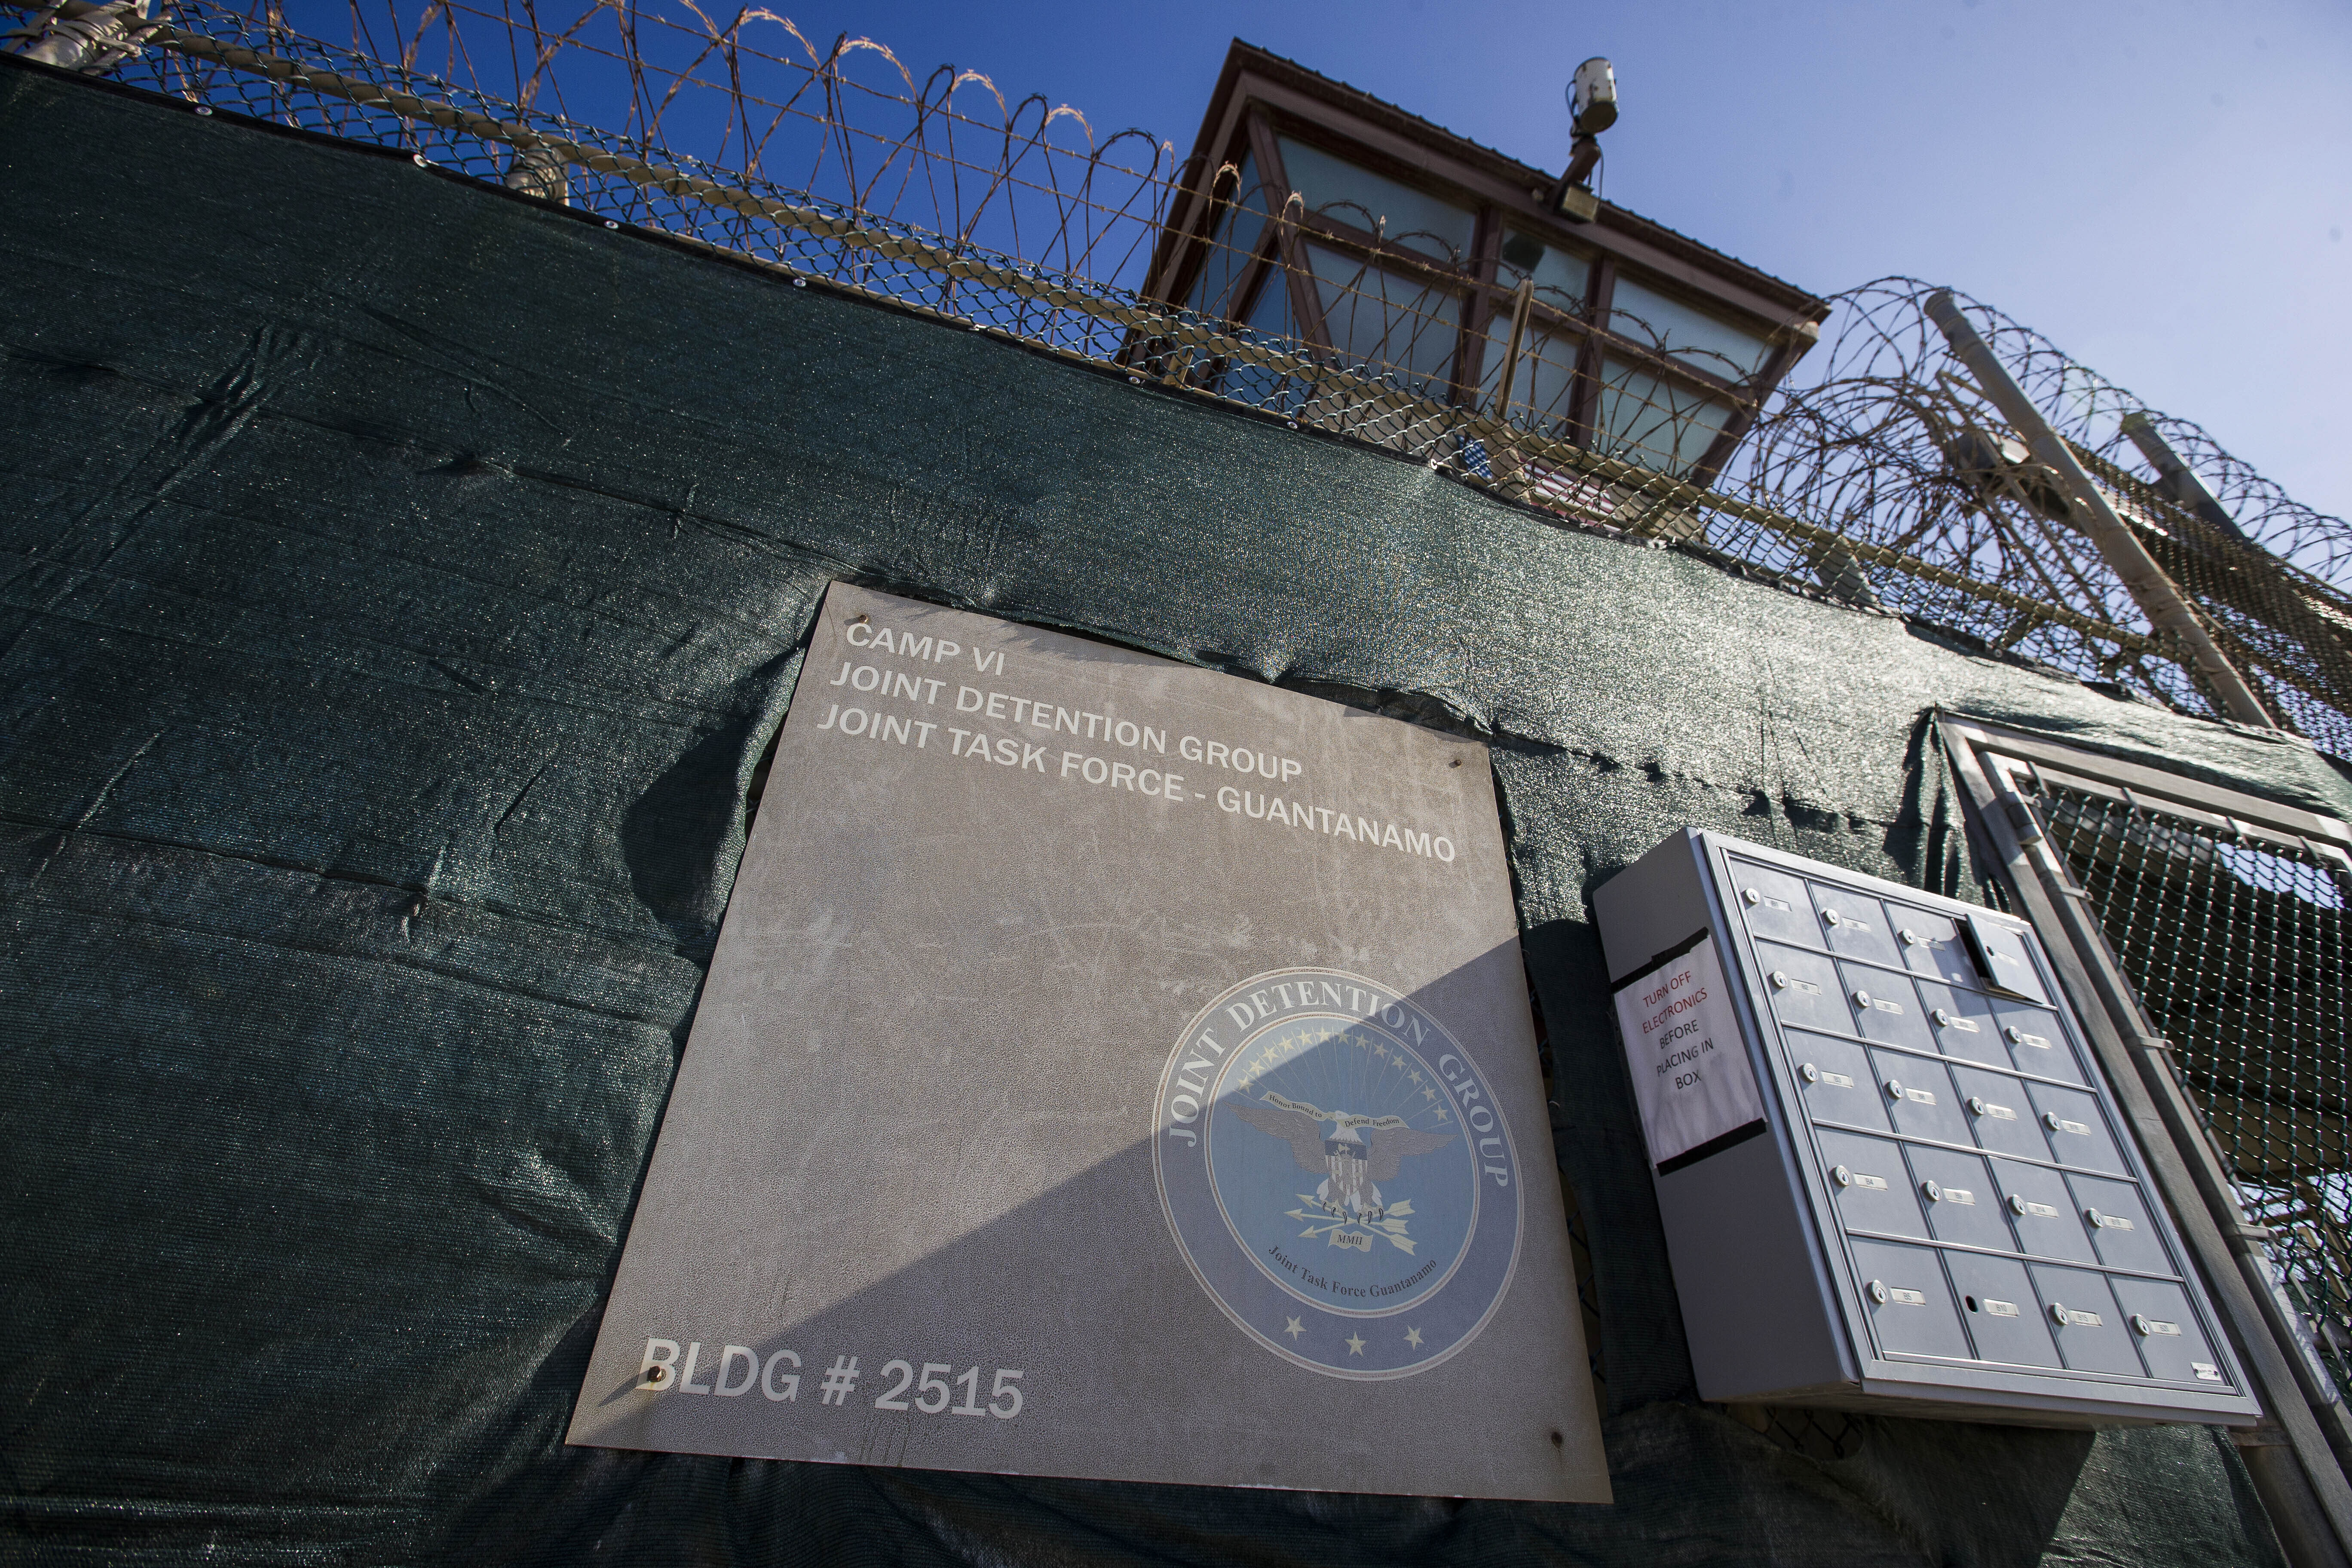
{"left": 1595, "top": 828, "right": 2263, "bottom": 1426}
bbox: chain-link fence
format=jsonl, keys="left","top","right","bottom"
{"left": 7, "top": 0, "right": 2350, "bottom": 765}
{"left": 2021, "top": 772, "right": 2352, "bottom": 1404}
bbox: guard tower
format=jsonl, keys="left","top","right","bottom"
{"left": 1144, "top": 43, "right": 1830, "bottom": 488}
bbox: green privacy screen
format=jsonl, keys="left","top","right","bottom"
{"left": 5, "top": 55, "right": 2345, "bottom": 1565}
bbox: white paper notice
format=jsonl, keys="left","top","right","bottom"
{"left": 1613, "top": 935, "right": 1764, "bottom": 1170}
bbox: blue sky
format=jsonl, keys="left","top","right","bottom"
{"left": 706, "top": 0, "right": 2349, "bottom": 524}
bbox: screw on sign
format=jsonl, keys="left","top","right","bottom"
{"left": 637, "top": 1339, "right": 802, "bottom": 1398}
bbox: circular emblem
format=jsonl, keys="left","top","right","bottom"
{"left": 1153, "top": 967, "right": 1522, "bottom": 1379}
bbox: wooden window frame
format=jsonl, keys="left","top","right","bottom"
{"left": 1147, "top": 45, "right": 1830, "bottom": 453}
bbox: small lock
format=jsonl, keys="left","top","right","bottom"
{"left": 1743, "top": 888, "right": 1761, "bottom": 905}
{"left": 2043, "top": 1111, "right": 2064, "bottom": 1131}
{"left": 1968, "top": 1095, "right": 1987, "bottom": 1116}
{"left": 1800, "top": 1062, "right": 1819, "bottom": 1084}
{"left": 2006, "top": 1026, "right": 2025, "bottom": 1044}
{"left": 1867, "top": 1279, "right": 1890, "bottom": 1305}
{"left": 1899, "top": 928, "right": 1925, "bottom": 946}
{"left": 1921, "top": 1179, "right": 1942, "bottom": 1202}
{"left": 2131, "top": 1314, "right": 2152, "bottom": 1337}
{"left": 1852, "top": 989, "right": 1872, "bottom": 1008}
{"left": 1883, "top": 1078, "right": 1905, "bottom": 1101}
{"left": 2085, "top": 1207, "right": 2105, "bottom": 1228}
{"left": 1771, "top": 971, "right": 1789, "bottom": 989}
{"left": 1932, "top": 1008, "right": 1951, "bottom": 1026}
{"left": 2049, "top": 1302, "right": 2071, "bottom": 1326}
{"left": 2009, "top": 1194, "right": 2030, "bottom": 1216}
{"left": 1822, "top": 908, "right": 1841, "bottom": 927}
{"left": 1832, "top": 1164, "right": 1853, "bottom": 1188}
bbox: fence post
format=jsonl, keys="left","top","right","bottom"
{"left": 2120, "top": 411, "right": 2258, "bottom": 545}
{"left": 1926, "top": 291, "right": 2273, "bottom": 729}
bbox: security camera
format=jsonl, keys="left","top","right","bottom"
{"left": 1550, "top": 58, "right": 1617, "bottom": 221}
{"left": 1569, "top": 58, "right": 1617, "bottom": 138}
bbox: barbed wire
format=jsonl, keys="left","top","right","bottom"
{"left": 9, "top": 0, "right": 2348, "bottom": 759}
{"left": 1730, "top": 280, "right": 2352, "bottom": 752}
{"left": 1753, "top": 280, "right": 2352, "bottom": 588}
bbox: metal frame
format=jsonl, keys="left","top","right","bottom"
{"left": 1939, "top": 714, "right": 2352, "bottom": 1568}
{"left": 1602, "top": 828, "right": 2262, "bottom": 1424}
{"left": 1701, "top": 833, "right": 2254, "bottom": 1420}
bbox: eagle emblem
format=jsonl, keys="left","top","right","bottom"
{"left": 1155, "top": 966, "right": 1523, "bottom": 1380}
{"left": 1228, "top": 1092, "right": 1455, "bottom": 1253}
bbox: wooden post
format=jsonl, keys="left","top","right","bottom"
{"left": 1491, "top": 277, "right": 1535, "bottom": 420}
{"left": 1481, "top": 278, "right": 1537, "bottom": 486}
{"left": 1926, "top": 291, "right": 2274, "bottom": 729}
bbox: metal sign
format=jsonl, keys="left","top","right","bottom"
{"left": 567, "top": 584, "right": 1608, "bottom": 1502}
{"left": 1611, "top": 934, "right": 1764, "bottom": 1172}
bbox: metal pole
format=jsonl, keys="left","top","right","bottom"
{"left": 502, "top": 141, "right": 572, "bottom": 205}
{"left": 1926, "top": 291, "right": 2274, "bottom": 729}
{"left": 2121, "top": 410, "right": 2352, "bottom": 720}
{"left": 2120, "top": 410, "right": 2257, "bottom": 546}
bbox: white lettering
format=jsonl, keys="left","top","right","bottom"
{"left": 715, "top": 1345, "right": 760, "bottom": 1396}
{"left": 678, "top": 1341, "right": 713, "bottom": 1394}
